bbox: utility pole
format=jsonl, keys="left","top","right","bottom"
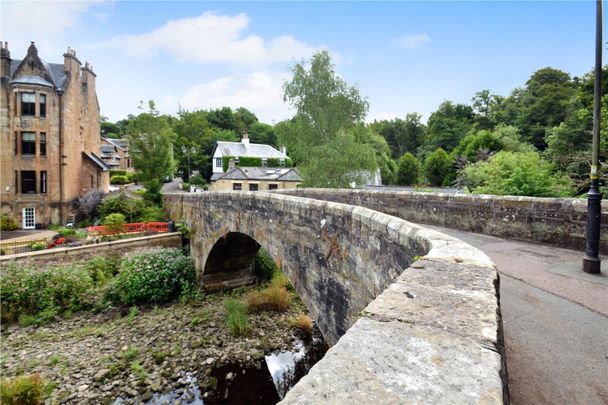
{"left": 583, "top": 0, "right": 603, "bottom": 274}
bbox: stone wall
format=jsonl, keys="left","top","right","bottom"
{"left": 0, "top": 233, "right": 181, "bottom": 266}
{"left": 164, "top": 192, "right": 504, "bottom": 403}
{"left": 279, "top": 189, "right": 608, "bottom": 253}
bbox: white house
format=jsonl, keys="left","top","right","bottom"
{"left": 211, "top": 133, "right": 289, "bottom": 177}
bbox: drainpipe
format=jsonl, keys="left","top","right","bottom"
{"left": 58, "top": 88, "right": 64, "bottom": 224}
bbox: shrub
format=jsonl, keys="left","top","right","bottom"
{"left": 1, "top": 263, "right": 94, "bottom": 323}
{"left": 78, "top": 189, "right": 104, "bottom": 220}
{"left": 110, "top": 175, "right": 129, "bottom": 185}
{"left": 246, "top": 283, "right": 291, "bottom": 312}
{"left": 0, "top": 374, "right": 44, "bottom": 405}
{"left": 0, "top": 214, "right": 18, "bottom": 231}
{"left": 288, "top": 314, "right": 313, "bottom": 335}
{"left": 30, "top": 241, "right": 46, "bottom": 251}
{"left": 397, "top": 152, "right": 421, "bottom": 185}
{"left": 225, "top": 299, "right": 249, "bottom": 336}
{"left": 189, "top": 175, "right": 206, "bottom": 187}
{"left": 460, "top": 151, "right": 574, "bottom": 197}
{"left": 181, "top": 182, "right": 190, "bottom": 191}
{"left": 139, "top": 205, "right": 164, "bottom": 222}
{"left": 424, "top": 148, "right": 454, "bottom": 186}
{"left": 106, "top": 248, "right": 194, "bottom": 305}
{"left": 83, "top": 256, "right": 120, "bottom": 285}
{"left": 57, "top": 227, "right": 76, "bottom": 237}
{"left": 110, "top": 170, "right": 127, "bottom": 177}
{"left": 99, "top": 195, "right": 146, "bottom": 223}
{"left": 102, "top": 213, "right": 126, "bottom": 234}
{"left": 254, "top": 248, "right": 278, "bottom": 282}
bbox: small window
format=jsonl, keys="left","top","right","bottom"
{"left": 40, "top": 133, "right": 46, "bottom": 156}
{"left": 21, "top": 93, "right": 35, "bottom": 116}
{"left": 21, "top": 171, "right": 36, "bottom": 194}
{"left": 14, "top": 132, "right": 18, "bottom": 155}
{"left": 21, "top": 132, "right": 35, "bottom": 155}
{"left": 268, "top": 183, "right": 278, "bottom": 190}
{"left": 249, "top": 183, "right": 259, "bottom": 191}
{"left": 234, "top": 157, "right": 240, "bottom": 165}
{"left": 91, "top": 175, "right": 94, "bottom": 189}
{"left": 233, "top": 183, "right": 242, "bottom": 191}
{"left": 215, "top": 158, "right": 223, "bottom": 167}
{"left": 15, "top": 171, "right": 18, "bottom": 194}
{"left": 39, "top": 94, "right": 46, "bottom": 117}
{"left": 261, "top": 158, "right": 268, "bottom": 167}
{"left": 279, "top": 159, "right": 285, "bottom": 167}
{"left": 40, "top": 171, "right": 47, "bottom": 194}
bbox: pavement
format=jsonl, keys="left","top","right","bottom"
{"left": 0, "top": 229, "right": 57, "bottom": 242}
{"left": 424, "top": 225, "right": 608, "bottom": 405}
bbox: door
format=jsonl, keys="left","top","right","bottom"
{"left": 22, "top": 207, "right": 35, "bottom": 229}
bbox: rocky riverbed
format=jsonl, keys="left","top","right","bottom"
{"left": 0, "top": 290, "right": 318, "bottom": 404}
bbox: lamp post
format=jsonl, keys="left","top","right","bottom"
{"left": 181, "top": 146, "right": 196, "bottom": 181}
{"left": 583, "top": 0, "right": 603, "bottom": 274}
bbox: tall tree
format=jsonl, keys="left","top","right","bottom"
{"left": 280, "top": 51, "right": 377, "bottom": 187}
{"left": 127, "top": 101, "right": 176, "bottom": 202}
{"left": 423, "top": 101, "right": 475, "bottom": 155}
{"left": 371, "top": 113, "right": 426, "bottom": 159}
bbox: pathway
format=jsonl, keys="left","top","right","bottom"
{"left": 425, "top": 225, "right": 608, "bottom": 405}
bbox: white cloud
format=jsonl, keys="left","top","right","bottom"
{"left": 160, "top": 71, "right": 292, "bottom": 123}
{"left": 396, "top": 33, "right": 431, "bottom": 49}
{"left": 1, "top": 1, "right": 110, "bottom": 56}
{"left": 101, "top": 12, "right": 318, "bottom": 66}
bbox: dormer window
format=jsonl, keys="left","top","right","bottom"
{"left": 261, "top": 158, "right": 268, "bottom": 167}
{"left": 39, "top": 94, "right": 46, "bottom": 117}
{"left": 279, "top": 159, "right": 285, "bottom": 167}
{"left": 234, "top": 157, "right": 240, "bottom": 165}
{"left": 21, "top": 93, "right": 35, "bottom": 116}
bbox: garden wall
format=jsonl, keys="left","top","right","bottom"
{"left": 0, "top": 233, "right": 182, "bottom": 266}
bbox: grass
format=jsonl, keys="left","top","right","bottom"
{"left": 246, "top": 284, "right": 292, "bottom": 312}
{"left": 130, "top": 362, "right": 147, "bottom": 383}
{"left": 0, "top": 374, "right": 44, "bottom": 405}
{"left": 288, "top": 314, "right": 313, "bottom": 336}
{"left": 126, "top": 306, "right": 139, "bottom": 323}
{"left": 225, "top": 299, "right": 249, "bottom": 336}
{"left": 151, "top": 350, "right": 169, "bottom": 365}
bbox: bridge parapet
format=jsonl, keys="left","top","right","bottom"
{"left": 163, "top": 191, "right": 504, "bottom": 404}
{"left": 279, "top": 188, "right": 608, "bottom": 253}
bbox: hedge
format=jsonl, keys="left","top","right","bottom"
{"left": 222, "top": 156, "right": 293, "bottom": 172}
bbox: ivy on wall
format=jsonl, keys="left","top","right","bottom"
{"left": 222, "top": 156, "right": 294, "bottom": 172}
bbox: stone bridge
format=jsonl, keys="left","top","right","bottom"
{"left": 164, "top": 191, "right": 504, "bottom": 404}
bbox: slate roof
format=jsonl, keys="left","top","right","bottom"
{"left": 9, "top": 59, "right": 68, "bottom": 89}
{"left": 10, "top": 75, "right": 54, "bottom": 87}
{"left": 214, "top": 141, "right": 287, "bottom": 159}
{"left": 104, "top": 138, "right": 128, "bottom": 151}
{"left": 82, "top": 152, "right": 110, "bottom": 171}
{"left": 211, "top": 167, "right": 302, "bottom": 182}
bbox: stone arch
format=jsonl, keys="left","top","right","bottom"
{"left": 202, "top": 231, "right": 261, "bottom": 290}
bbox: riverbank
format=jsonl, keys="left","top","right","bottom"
{"left": 1, "top": 289, "right": 314, "bottom": 404}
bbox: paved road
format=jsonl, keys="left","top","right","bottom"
{"left": 425, "top": 225, "right": 608, "bottom": 405}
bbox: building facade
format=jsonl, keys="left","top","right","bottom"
{"left": 0, "top": 42, "right": 109, "bottom": 228}
{"left": 209, "top": 134, "right": 302, "bottom": 191}
{"left": 101, "top": 137, "right": 134, "bottom": 172}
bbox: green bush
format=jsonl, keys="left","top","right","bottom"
{"left": 1, "top": 374, "right": 45, "bottom": 405}
{"left": 57, "top": 227, "right": 76, "bottom": 237}
{"left": 110, "top": 175, "right": 129, "bottom": 185}
{"left": 105, "top": 248, "right": 194, "bottom": 305}
{"left": 424, "top": 148, "right": 454, "bottom": 186}
{"left": 30, "top": 241, "right": 46, "bottom": 251}
{"left": 181, "top": 182, "right": 190, "bottom": 191}
{"left": 397, "top": 152, "right": 421, "bottom": 185}
{"left": 140, "top": 205, "right": 165, "bottom": 222}
{"left": 461, "top": 151, "right": 574, "bottom": 197}
{"left": 110, "top": 170, "right": 127, "bottom": 177}
{"left": 453, "top": 130, "right": 503, "bottom": 162}
{"left": 83, "top": 256, "right": 120, "bottom": 285}
{"left": 189, "top": 175, "right": 206, "bottom": 186}
{"left": 254, "top": 248, "right": 278, "bottom": 282}
{"left": 1, "top": 263, "right": 94, "bottom": 323}
{"left": 99, "top": 195, "right": 145, "bottom": 223}
{"left": 102, "top": 213, "right": 126, "bottom": 234}
{"left": 1, "top": 214, "right": 18, "bottom": 231}
{"left": 225, "top": 299, "right": 249, "bottom": 336}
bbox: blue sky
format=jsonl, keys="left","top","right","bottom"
{"left": 1, "top": 1, "right": 601, "bottom": 124}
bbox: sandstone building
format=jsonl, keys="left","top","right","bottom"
{"left": 0, "top": 42, "right": 109, "bottom": 228}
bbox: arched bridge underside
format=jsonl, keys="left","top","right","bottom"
{"left": 164, "top": 191, "right": 504, "bottom": 404}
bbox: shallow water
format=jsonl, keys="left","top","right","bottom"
{"left": 140, "top": 331, "right": 328, "bottom": 404}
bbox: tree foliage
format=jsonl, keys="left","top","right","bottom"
{"left": 424, "top": 148, "right": 453, "bottom": 186}
{"left": 397, "top": 152, "right": 421, "bottom": 185}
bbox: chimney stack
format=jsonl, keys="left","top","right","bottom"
{"left": 228, "top": 158, "right": 235, "bottom": 171}
{"left": 1, "top": 42, "right": 10, "bottom": 78}
{"left": 241, "top": 131, "right": 249, "bottom": 147}
{"left": 280, "top": 146, "right": 287, "bottom": 155}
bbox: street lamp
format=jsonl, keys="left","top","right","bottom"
{"left": 181, "top": 146, "right": 197, "bottom": 181}
{"left": 582, "top": 0, "right": 603, "bottom": 274}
